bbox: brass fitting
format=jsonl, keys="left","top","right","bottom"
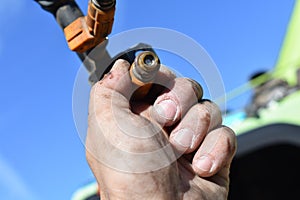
{"left": 130, "top": 51, "right": 160, "bottom": 85}
{"left": 130, "top": 51, "right": 161, "bottom": 99}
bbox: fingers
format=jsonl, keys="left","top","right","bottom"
{"left": 151, "top": 78, "right": 202, "bottom": 126}
{"left": 90, "top": 59, "right": 179, "bottom": 116}
{"left": 130, "top": 64, "right": 177, "bottom": 106}
{"left": 88, "top": 59, "right": 179, "bottom": 147}
{"left": 192, "top": 126, "right": 237, "bottom": 177}
{"left": 169, "top": 100, "right": 222, "bottom": 153}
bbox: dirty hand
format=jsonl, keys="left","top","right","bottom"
{"left": 86, "top": 59, "right": 237, "bottom": 200}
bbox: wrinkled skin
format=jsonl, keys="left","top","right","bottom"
{"left": 86, "top": 59, "right": 237, "bottom": 200}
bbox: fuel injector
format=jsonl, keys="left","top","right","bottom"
{"left": 130, "top": 51, "right": 161, "bottom": 99}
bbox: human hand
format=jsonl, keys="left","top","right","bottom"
{"left": 86, "top": 59, "right": 237, "bottom": 200}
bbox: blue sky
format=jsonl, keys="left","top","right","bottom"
{"left": 0, "top": 0, "right": 296, "bottom": 199}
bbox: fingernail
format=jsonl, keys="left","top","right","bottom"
{"left": 173, "top": 128, "right": 194, "bottom": 148}
{"left": 187, "top": 78, "right": 203, "bottom": 100}
{"left": 196, "top": 156, "right": 213, "bottom": 172}
{"left": 154, "top": 99, "right": 178, "bottom": 120}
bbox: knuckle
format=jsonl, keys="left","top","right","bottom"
{"left": 208, "top": 101, "right": 222, "bottom": 122}
{"left": 159, "top": 65, "right": 176, "bottom": 78}
{"left": 222, "top": 125, "right": 236, "bottom": 138}
{"left": 221, "top": 126, "right": 237, "bottom": 155}
{"left": 199, "top": 100, "right": 223, "bottom": 127}
{"left": 195, "top": 104, "right": 211, "bottom": 125}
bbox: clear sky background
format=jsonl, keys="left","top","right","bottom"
{"left": 0, "top": 0, "right": 296, "bottom": 199}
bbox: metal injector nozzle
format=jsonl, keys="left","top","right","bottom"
{"left": 130, "top": 51, "right": 161, "bottom": 99}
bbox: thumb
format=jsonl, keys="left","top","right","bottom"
{"left": 89, "top": 59, "right": 133, "bottom": 117}
{"left": 97, "top": 59, "right": 133, "bottom": 100}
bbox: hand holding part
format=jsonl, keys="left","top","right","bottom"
{"left": 86, "top": 60, "right": 237, "bottom": 199}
